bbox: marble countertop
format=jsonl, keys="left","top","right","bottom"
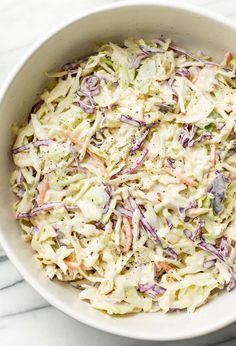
{"left": 1, "top": 0, "right": 236, "bottom": 345}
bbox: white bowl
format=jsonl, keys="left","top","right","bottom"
{"left": 1, "top": 0, "right": 236, "bottom": 341}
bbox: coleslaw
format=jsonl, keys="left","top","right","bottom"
{"left": 11, "top": 37, "right": 236, "bottom": 314}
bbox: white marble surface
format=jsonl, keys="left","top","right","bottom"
{"left": 1, "top": 0, "right": 236, "bottom": 345}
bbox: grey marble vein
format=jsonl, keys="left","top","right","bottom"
{"left": 0, "top": 256, "right": 8, "bottom": 263}
{"left": 0, "top": 279, "right": 24, "bottom": 291}
{"left": 0, "top": 304, "right": 50, "bottom": 319}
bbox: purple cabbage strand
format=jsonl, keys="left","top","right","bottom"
{"left": 138, "top": 283, "right": 166, "bottom": 298}
{"left": 16, "top": 202, "right": 62, "bottom": 219}
{"left": 131, "top": 129, "right": 149, "bottom": 152}
{"left": 128, "top": 195, "right": 160, "bottom": 244}
{"left": 102, "top": 184, "right": 112, "bottom": 214}
{"left": 122, "top": 148, "right": 148, "bottom": 174}
{"left": 12, "top": 139, "right": 51, "bottom": 154}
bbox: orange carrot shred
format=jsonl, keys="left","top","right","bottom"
{"left": 164, "top": 166, "right": 197, "bottom": 187}
{"left": 64, "top": 130, "right": 108, "bottom": 178}
{"left": 121, "top": 217, "right": 133, "bottom": 254}
{"left": 225, "top": 51, "right": 232, "bottom": 65}
{"left": 37, "top": 176, "right": 49, "bottom": 206}
{"left": 64, "top": 260, "right": 79, "bottom": 270}
{"left": 229, "top": 173, "right": 236, "bottom": 180}
{"left": 157, "top": 261, "right": 172, "bottom": 272}
{"left": 192, "top": 74, "right": 198, "bottom": 84}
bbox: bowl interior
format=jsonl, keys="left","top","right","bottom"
{"left": 1, "top": 2, "right": 236, "bottom": 340}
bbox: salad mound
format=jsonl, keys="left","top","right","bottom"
{"left": 11, "top": 38, "right": 236, "bottom": 314}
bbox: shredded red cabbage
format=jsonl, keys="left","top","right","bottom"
{"left": 227, "top": 275, "right": 236, "bottom": 292}
{"left": 131, "top": 129, "right": 149, "bottom": 152}
{"left": 170, "top": 44, "right": 227, "bottom": 68}
{"left": 138, "top": 283, "right": 166, "bottom": 298}
{"left": 191, "top": 132, "right": 212, "bottom": 146}
{"left": 176, "top": 68, "right": 190, "bottom": 77}
{"left": 183, "top": 229, "right": 193, "bottom": 239}
{"left": 179, "top": 124, "right": 196, "bottom": 148}
{"left": 115, "top": 205, "right": 133, "bottom": 218}
{"left": 170, "top": 44, "right": 200, "bottom": 60}
{"left": 166, "top": 218, "right": 173, "bottom": 230}
{"left": 122, "top": 148, "right": 148, "bottom": 174}
{"left": 74, "top": 96, "right": 95, "bottom": 114}
{"left": 102, "top": 184, "right": 112, "bottom": 214}
{"left": 141, "top": 218, "right": 161, "bottom": 244}
{"left": 198, "top": 240, "right": 235, "bottom": 290}
{"left": 120, "top": 114, "right": 146, "bottom": 127}
{"left": 139, "top": 45, "right": 165, "bottom": 55}
{"left": 179, "top": 124, "right": 211, "bottom": 148}
{"left": 31, "top": 202, "right": 62, "bottom": 215}
{"left": 167, "top": 77, "right": 178, "bottom": 97}
{"left": 12, "top": 139, "right": 51, "bottom": 154}
{"left": 16, "top": 202, "right": 62, "bottom": 219}
{"left": 120, "top": 115, "right": 158, "bottom": 129}
{"left": 81, "top": 75, "right": 100, "bottom": 96}
{"left": 128, "top": 45, "right": 165, "bottom": 70}
{"left": 218, "top": 236, "right": 229, "bottom": 258}
{"left": 128, "top": 195, "right": 161, "bottom": 244}
{"left": 184, "top": 219, "right": 205, "bottom": 241}
{"left": 166, "top": 157, "right": 175, "bottom": 169}
{"left": 203, "top": 259, "right": 216, "bottom": 269}
{"left": 74, "top": 75, "right": 100, "bottom": 114}
{"left": 16, "top": 211, "right": 32, "bottom": 219}
{"left": 128, "top": 53, "right": 148, "bottom": 69}
{"left": 127, "top": 195, "right": 144, "bottom": 216}
{"left": 52, "top": 224, "right": 64, "bottom": 247}
{"left": 198, "top": 241, "right": 224, "bottom": 261}
{"left": 163, "top": 247, "right": 178, "bottom": 260}
{"left": 178, "top": 201, "right": 196, "bottom": 221}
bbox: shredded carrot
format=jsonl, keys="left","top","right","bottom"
{"left": 157, "top": 261, "right": 172, "bottom": 272}
{"left": 224, "top": 51, "right": 232, "bottom": 65}
{"left": 121, "top": 217, "right": 133, "bottom": 254}
{"left": 64, "top": 130, "right": 108, "bottom": 178}
{"left": 86, "top": 149, "right": 108, "bottom": 178}
{"left": 63, "top": 253, "right": 80, "bottom": 270}
{"left": 64, "top": 130, "right": 83, "bottom": 146}
{"left": 64, "top": 260, "right": 79, "bottom": 270}
{"left": 186, "top": 208, "right": 209, "bottom": 218}
{"left": 163, "top": 166, "right": 197, "bottom": 187}
{"left": 192, "top": 74, "right": 198, "bottom": 84}
{"left": 37, "top": 176, "right": 49, "bottom": 206}
{"left": 229, "top": 173, "right": 236, "bottom": 179}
